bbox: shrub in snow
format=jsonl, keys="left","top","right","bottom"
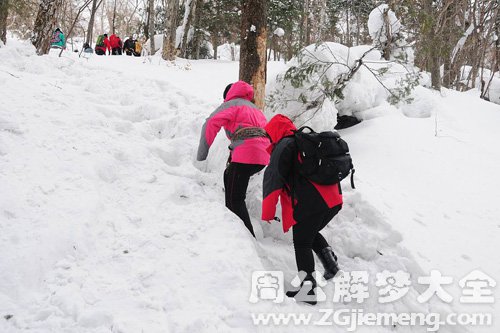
{"left": 456, "top": 66, "right": 500, "bottom": 105}
{"left": 267, "top": 42, "right": 420, "bottom": 129}
{"left": 368, "top": 4, "right": 412, "bottom": 63}
{"left": 143, "top": 34, "right": 164, "bottom": 54}
{"left": 368, "top": 4, "right": 401, "bottom": 44}
{"left": 217, "top": 42, "right": 240, "bottom": 61}
{"left": 486, "top": 75, "right": 500, "bottom": 105}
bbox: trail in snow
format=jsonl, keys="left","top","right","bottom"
{"left": 0, "top": 41, "right": 487, "bottom": 333}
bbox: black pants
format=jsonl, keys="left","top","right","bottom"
{"left": 112, "top": 48, "right": 122, "bottom": 55}
{"left": 223, "top": 162, "right": 264, "bottom": 237}
{"left": 292, "top": 205, "right": 342, "bottom": 275}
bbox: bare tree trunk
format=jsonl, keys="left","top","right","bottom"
{"left": 212, "top": 34, "right": 218, "bottom": 60}
{"left": 268, "top": 34, "right": 274, "bottom": 61}
{"left": 421, "top": 0, "right": 441, "bottom": 90}
{"left": 180, "top": 0, "right": 195, "bottom": 58}
{"left": 0, "top": 0, "right": 8, "bottom": 45}
{"left": 148, "top": 0, "right": 155, "bottom": 55}
{"left": 239, "top": 0, "right": 267, "bottom": 110}
{"left": 191, "top": 0, "right": 203, "bottom": 59}
{"left": 496, "top": 7, "right": 500, "bottom": 73}
{"left": 305, "top": 0, "right": 313, "bottom": 46}
{"left": 355, "top": 14, "right": 360, "bottom": 46}
{"left": 85, "top": 0, "right": 97, "bottom": 43}
{"left": 100, "top": 0, "right": 104, "bottom": 33}
{"left": 286, "top": 30, "right": 293, "bottom": 62}
{"left": 302, "top": 0, "right": 309, "bottom": 47}
{"left": 275, "top": 35, "right": 280, "bottom": 61}
{"left": 86, "top": 0, "right": 101, "bottom": 45}
{"left": 442, "top": 55, "right": 452, "bottom": 88}
{"left": 317, "top": 0, "right": 327, "bottom": 42}
{"left": 162, "top": 0, "right": 179, "bottom": 61}
{"left": 382, "top": 7, "right": 392, "bottom": 60}
{"left": 346, "top": 7, "right": 351, "bottom": 47}
{"left": 111, "top": 0, "right": 117, "bottom": 34}
{"left": 32, "top": 0, "right": 64, "bottom": 55}
{"left": 442, "top": 1, "right": 459, "bottom": 88}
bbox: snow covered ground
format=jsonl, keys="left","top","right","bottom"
{"left": 1, "top": 40, "right": 499, "bottom": 332}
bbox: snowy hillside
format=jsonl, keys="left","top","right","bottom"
{"left": 1, "top": 40, "right": 499, "bottom": 332}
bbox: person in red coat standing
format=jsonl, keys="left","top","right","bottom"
{"left": 109, "top": 34, "right": 123, "bottom": 55}
{"left": 262, "top": 114, "right": 343, "bottom": 305}
{"left": 103, "top": 34, "right": 111, "bottom": 55}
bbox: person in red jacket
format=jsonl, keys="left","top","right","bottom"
{"left": 95, "top": 34, "right": 112, "bottom": 55}
{"left": 104, "top": 34, "right": 111, "bottom": 55}
{"left": 197, "top": 82, "right": 270, "bottom": 237}
{"left": 262, "top": 114, "right": 342, "bottom": 305}
{"left": 109, "top": 34, "right": 123, "bottom": 55}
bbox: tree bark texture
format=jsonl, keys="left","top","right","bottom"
{"left": 111, "top": 0, "right": 117, "bottom": 34}
{"left": 239, "top": 0, "right": 268, "bottom": 110}
{"left": 86, "top": 0, "right": 102, "bottom": 45}
{"left": 191, "top": 0, "right": 203, "bottom": 59}
{"left": 162, "top": 0, "right": 179, "bottom": 61}
{"left": 148, "top": 0, "right": 155, "bottom": 55}
{"left": 180, "top": 0, "right": 195, "bottom": 58}
{"left": 0, "top": 0, "right": 8, "bottom": 45}
{"left": 32, "top": 0, "right": 64, "bottom": 55}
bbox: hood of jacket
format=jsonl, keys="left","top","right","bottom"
{"left": 264, "top": 114, "right": 297, "bottom": 153}
{"left": 224, "top": 81, "right": 254, "bottom": 102}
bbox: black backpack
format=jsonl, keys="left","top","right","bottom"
{"left": 294, "top": 126, "right": 355, "bottom": 188}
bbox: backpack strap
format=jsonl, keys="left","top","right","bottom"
{"left": 296, "top": 126, "right": 315, "bottom": 133}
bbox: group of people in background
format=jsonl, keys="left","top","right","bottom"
{"left": 50, "top": 28, "right": 142, "bottom": 57}
{"left": 94, "top": 33, "right": 142, "bottom": 56}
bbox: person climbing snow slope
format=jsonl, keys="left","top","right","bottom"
{"left": 197, "top": 81, "right": 270, "bottom": 237}
{"left": 262, "top": 114, "right": 343, "bottom": 305}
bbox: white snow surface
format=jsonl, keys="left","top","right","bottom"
{"left": 0, "top": 39, "right": 499, "bottom": 333}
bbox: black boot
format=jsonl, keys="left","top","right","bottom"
{"left": 286, "top": 274, "right": 317, "bottom": 305}
{"left": 318, "top": 247, "right": 339, "bottom": 280}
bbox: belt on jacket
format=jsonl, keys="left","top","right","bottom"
{"left": 231, "top": 127, "right": 269, "bottom": 142}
